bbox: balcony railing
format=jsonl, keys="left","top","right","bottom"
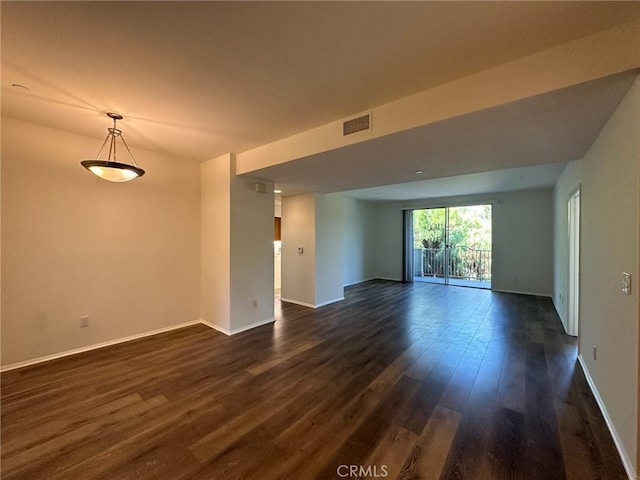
{"left": 414, "top": 246, "right": 491, "bottom": 282}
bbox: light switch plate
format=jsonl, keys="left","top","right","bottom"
{"left": 622, "top": 272, "right": 631, "bottom": 294}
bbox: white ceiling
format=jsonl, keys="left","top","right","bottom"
{"left": 256, "top": 72, "right": 637, "bottom": 196}
{"left": 342, "top": 163, "right": 568, "bottom": 202}
{"left": 2, "top": 1, "right": 638, "bottom": 199}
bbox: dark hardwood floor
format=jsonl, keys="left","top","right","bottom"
{"left": 1, "top": 280, "right": 627, "bottom": 479}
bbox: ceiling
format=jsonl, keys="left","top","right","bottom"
{"left": 342, "top": 163, "right": 569, "bottom": 202}
{"left": 2, "top": 1, "right": 638, "bottom": 198}
{"left": 255, "top": 72, "right": 637, "bottom": 197}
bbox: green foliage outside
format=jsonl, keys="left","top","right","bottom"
{"left": 413, "top": 205, "right": 491, "bottom": 250}
{"left": 413, "top": 205, "right": 492, "bottom": 281}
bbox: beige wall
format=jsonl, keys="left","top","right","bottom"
{"left": 580, "top": 77, "right": 639, "bottom": 473}
{"left": 201, "top": 154, "right": 275, "bottom": 334}
{"left": 1, "top": 117, "right": 201, "bottom": 367}
{"left": 201, "top": 154, "right": 232, "bottom": 332}
{"left": 281, "top": 193, "right": 316, "bottom": 306}
{"left": 229, "top": 168, "right": 275, "bottom": 332}
{"left": 491, "top": 189, "right": 553, "bottom": 296}
{"left": 343, "top": 197, "right": 377, "bottom": 286}
{"left": 315, "top": 193, "right": 344, "bottom": 305}
{"left": 281, "top": 192, "right": 344, "bottom": 307}
{"left": 373, "top": 202, "right": 403, "bottom": 281}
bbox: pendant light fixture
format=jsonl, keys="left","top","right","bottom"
{"left": 81, "top": 112, "right": 145, "bottom": 182}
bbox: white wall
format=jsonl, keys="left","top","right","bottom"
{"left": 491, "top": 189, "right": 553, "bottom": 296}
{"left": 580, "top": 77, "right": 639, "bottom": 475}
{"left": 315, "top": 193, "right": 344, "bottom": 305}
{"left": 374, "top": 202, "right": 404, "bottom": 281}
{"left": 201, "top": 154, "right": 275, "bottom": 334}
{"left": 230, "top": 168, "right": 275, "bottom": 331}
{"left": 201, "top": 154, "right": 232, "bottom": 332}
{"left": 373, "top": 189, "right": 554, "bottom": 296}
{"left": 281, "top": 192, "right": 344, "bottom": 307}
{"left": 343, "top": 197, "right": 377, "bottom": 286}
{"left": 2, "top": 117, "right": 201, "bottom": 367}
{"left": 552, "top": 160, "right": 583, "bottom": 331}
{"left": 281, "top": 193, "right": 316, "bottom": 306}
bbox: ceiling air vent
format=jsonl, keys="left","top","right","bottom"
{"left": 342, "top": 113, "right": 371, "bottom": 136}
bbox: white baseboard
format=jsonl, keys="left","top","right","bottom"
{"left": 1, "top": 319, "right": 207, "bottom": 372}
{"left": 577, "top": 355, "right": 636, "bottom": 480}
{"left": 279, "top": 298, "right": 315, "bottom": 308}
{"left": 491, "top": 288, "right": 552, "bottom": 297}
{"left": 206, "top": 317, "right": 275, "bottom": 336}
{"left": 0, "top": 317, "right": 279, "bottom": 371}
{"left": 315, "top": 297, "right": 345, "bottom": 308}
{"left": 344, "top": 277, "right": 377, "bottom": 287}
{"left": 280, "top": 297, "right": 345, "bottom": 309}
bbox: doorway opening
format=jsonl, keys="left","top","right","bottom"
{"left": 412, "top": 204, "right": 492, "bottom": 289}
{"left": 274, "top": 197, "right": 282, "bottom": 300}
{"left": 567, "top": 189, "right": 580, "bottom": 336}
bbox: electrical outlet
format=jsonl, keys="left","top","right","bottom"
{"left": 592, "top": 345, "right": 597, "bottom": 361}
{"left": 80, "top": 316, "right": 90, "bottom": 328}
{"left": 252, "top": 299, "right": 258, "bottom": 308}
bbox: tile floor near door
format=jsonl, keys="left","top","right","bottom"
{"left": 1, "top": 280, "right": 627, "bottom": 479}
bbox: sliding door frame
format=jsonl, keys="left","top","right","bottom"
{"left": 405, "top": 202, "right": 494, "bottom": 289}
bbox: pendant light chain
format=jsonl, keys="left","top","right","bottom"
{"left": 80, "top": 112, "right": 146, "bottom": 182}
{"left": 119, "top": 135, "right": 140, "bottom": 167}
{"left": 94, "top": 134, "right": 111, "bottom": 160}
{"left": 108, "top": 127, "right": 116, "bottom": 161}
{"left": 111, "top": 115, "right": 118, "bottom": 161}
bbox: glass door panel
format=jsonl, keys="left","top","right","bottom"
{"left": 447, "top": 205, "right": 492, "bottom": 288}
{"left": 413, "top": 205, "right": 492, "bottom": 289}
{"left": 413, "top": 208, "right": 447, "bottom": 283}
{"left": 413, "top": 208, "right": 446, "bottom": 284}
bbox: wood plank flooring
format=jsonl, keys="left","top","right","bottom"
{"left": 1, "top": 280, "right": 627, "bottom": 479}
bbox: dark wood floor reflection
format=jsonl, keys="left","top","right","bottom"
{"left": 1, "top": 281, "right": 627, "bottom": 479}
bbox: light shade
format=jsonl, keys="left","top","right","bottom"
{"left": 81, "top": 160, "right": 145, "bottom": 182}
{"left": 81, "top": 112, "right": 145, "bottom": 182}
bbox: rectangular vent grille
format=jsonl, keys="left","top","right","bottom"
{"left": 343, "top": 114, "right": 371, "bottom": 136}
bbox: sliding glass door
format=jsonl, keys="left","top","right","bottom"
{"left": 412, "top": 204, "right": 492, "bottom": 289}
{"left": 413, "top": 207, "right": 446, "bottom": 284}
